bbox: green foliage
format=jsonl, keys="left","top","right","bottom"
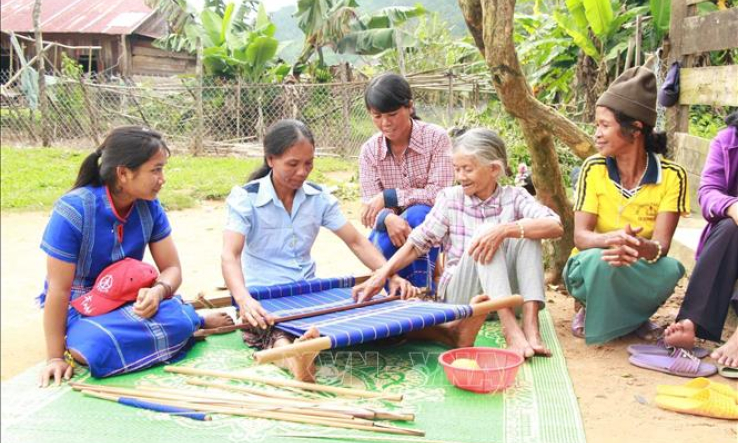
{"left": 689, "top": 106, "right": 738, "bottom": 140}
{"left": 372, "top": 13, "right": 482, "bottom": 76}
{"left": 515, "top": 14, "right": 577, "bottom": 104}
{"left": 0, "top": 146, "right": 357, "bottom": 211}
{"left": 649, "top": 0, "right": 670, "bottom": 40}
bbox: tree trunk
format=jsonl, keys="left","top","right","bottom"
{"left": 458, "top": 0, "right": 594, "bottom": 282}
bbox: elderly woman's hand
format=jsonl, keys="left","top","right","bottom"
{"left": 387, "top": 275, "right": 420, "bottom": 300}
{"left": 468, "top": 224, "right": 509, "bottom": 264}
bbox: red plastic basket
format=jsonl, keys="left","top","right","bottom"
{"left": 438, "top": 347, "right": 524, "bottom": 393}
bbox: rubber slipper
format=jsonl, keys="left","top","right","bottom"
{"left": 635, "top": 320, "right": 664, "bottom": 341}
{"left": 629, "top": 350, "right": 718, "bottom": 378}
{"left": 571, "top": 307, "right": 585, "bottom": 339}
{"left": 719, "top": 365, "right": 738, "bottom": 380}
{"left": 655, "top": 389, "right": 738, "bottom": 420}
{"left": 657, "top": 377, "right": 738, "bottom": 402}
{"left": 627, "top": 340, "right": 709, "bottom": 359}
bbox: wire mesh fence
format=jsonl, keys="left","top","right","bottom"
{"left": 1, "top": 71, "right": 494, "bottom": 157}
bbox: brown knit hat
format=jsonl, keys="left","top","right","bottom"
{"left": 596, "top": 67, "right": 657, "bottom": 127}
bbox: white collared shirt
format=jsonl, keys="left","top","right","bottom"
{"left": 225, "top": 173, "right": 347, "bottom": 287}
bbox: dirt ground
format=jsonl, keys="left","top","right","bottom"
{"left": 1, "top": 201, "right": 736, "bottom": 442}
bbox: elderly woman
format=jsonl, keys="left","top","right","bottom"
{"left": 354, "top": 128, "right": 564, "bottom": 358}
{"left": 664, "top": 111, "right": 738, "bottom": 373}
{"left": 564, "top": 67, "right": 689, "bottom": 346}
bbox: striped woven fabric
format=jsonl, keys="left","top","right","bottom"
{"left": 251, "top": 277, "right": 473, "bottom": 348}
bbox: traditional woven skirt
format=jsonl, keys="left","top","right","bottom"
{"left": 563, "top": 248, "right": 685, "bottom": 344}
{"left": 66, "top": 296, "right": 202, "bottom": 378}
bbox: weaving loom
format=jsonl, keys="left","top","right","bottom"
{"left": 238, "top": 277, "right": 522, "bottom": 363}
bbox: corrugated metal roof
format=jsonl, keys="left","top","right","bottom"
{"left": 0, "top": 0, "right": 164, "bottom": 36}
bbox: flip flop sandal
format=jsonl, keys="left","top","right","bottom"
{"left": 627, "top": 339, "right": 710, "bottom": 359}
{"left": 655, "top": 388, "right": 738, "bottom": 420}
{"left": 657, "top": 377, "right": 738, "bottom": 402}
{"left": 629, "top": 349, "right": 717, "bottom": 378}
{"left": 571, "top": 307, "right": 585, "bottom": 339}
{"left": 719, "top": 365, "right": 738, "bottom": 380}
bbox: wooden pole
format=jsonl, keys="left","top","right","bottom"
{"left": 446, "top": 70, "right": 454, "bottom": 125}
{"left": 635, "top": 15, "right": 643, "bottom": 67}
{"left": 193, "top": 36, "right": 204, "bottom": 155}
{"left": 33, "top": 0, "right": 50, "bottom": 147}
{"left": 236, "top": 76, "right": 242, "bottom": 138}
{"left": 164, "top": 366, "right": 403, "bottom": 401}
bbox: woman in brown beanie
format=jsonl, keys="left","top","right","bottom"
{"left": 562, "top": 67, "right": 690, "bottom": 348}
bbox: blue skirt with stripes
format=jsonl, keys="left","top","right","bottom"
{"left": 66, "top": 296, "right": 203, "bottom": 378}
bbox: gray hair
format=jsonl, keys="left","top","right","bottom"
{"left": 452, "top": 128, "right": 509, "bottom": 177}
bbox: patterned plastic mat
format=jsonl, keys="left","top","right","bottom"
{"left": 1, "top": 310, "right": 585, "bottom": 443}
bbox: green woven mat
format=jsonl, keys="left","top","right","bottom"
{"left": 1, "top": 310, "right": 585, "bottom": 443}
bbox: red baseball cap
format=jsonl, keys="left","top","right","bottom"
{"left": 71, "top": 258, "right": 159, "bottom": 316}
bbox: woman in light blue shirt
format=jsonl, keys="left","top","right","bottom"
{"left": 221, "top": 119, "right": 416, "bottom": 381}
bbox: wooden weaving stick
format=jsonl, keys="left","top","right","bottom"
{"left": 193, "top": 294, "right": 402, "bottom": 338}
{"left": 253, "top": 294, "right": 524, "bottom": 365}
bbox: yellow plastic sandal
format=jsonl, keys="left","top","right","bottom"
{"left": 656, "top": 389, "right": 738, "bottom": 420}
{"left": 656, "top": 377, "right": 738, "bottom": 403}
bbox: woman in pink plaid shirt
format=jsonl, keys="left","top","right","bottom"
{"left": 358, "top": 74, "right": 454, "bottom": 293}
{"left": 354, "top": 128, "right": 564, "bottom": 359}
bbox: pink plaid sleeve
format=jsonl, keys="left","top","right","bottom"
{"left": 358, "top": 137, "right": 384, "bottom": 203}
{"left": 396, "top": 130, "right": 453, "bottom": 207}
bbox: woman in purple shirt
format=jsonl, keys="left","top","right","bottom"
{"left": 664, "top": 111, "right": 738, "bottom": 370}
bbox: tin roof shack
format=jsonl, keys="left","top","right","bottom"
{"left": 0, "top": 0, "right": 195, "bottom": 77}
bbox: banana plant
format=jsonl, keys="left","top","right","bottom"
{"left": 552, "top": 0, "right": 648, "bottom": 63}
{"left": 145, "top": 0, "right": 257, "bottom": 53}
{"left": 293, "top": 0, "right": 426, "bottom": 68}
{"left": 195, "top": 3, "right": 286, "bottom": 82}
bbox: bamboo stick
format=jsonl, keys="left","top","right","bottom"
{"left": 165, "top": 366, "right": 403, "bottom": 401}
{"left": 82, "top": 389, "right": 422, "bottom": 436}
{"left": 82, "top": 390, "right": 211, "bottom": 421}
{"left": 186, "top": 379, "right": 332, "bottom": 404}
{"left": 278, "top": 434, "right": 473, "bottom": 443}
{"left": 77, "top": 385, "right": 372, "bottom": 423}
{"left": 185, "top": 380, "right": 382, "bottom": 420}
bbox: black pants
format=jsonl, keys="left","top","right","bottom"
{"left": 677, "top": 218, "right": 738, "bottom": 342}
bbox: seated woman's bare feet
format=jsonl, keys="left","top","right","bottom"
{"left": 504, "top": 329, "right": 535, "bottom": 359}
{"left": 663, "top": 319, "right": 696, "bottom": 350}
{"left": 711, "top": 329, "right": 738, "bottom": 368}
{"left": 447, "top": 294, "right": 490, "bottom": 348}
{"left": 274, "top": 327, "right": 321, "bottom": 383}
{"left": 202, "top": 312, "right": 235, "bottom": 329}
{"left": 522, "top": 303, "right": 551, "bottom": 357}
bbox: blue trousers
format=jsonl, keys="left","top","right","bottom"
{"left": 369, "top": 205, "right": 439, "bottom": 293}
